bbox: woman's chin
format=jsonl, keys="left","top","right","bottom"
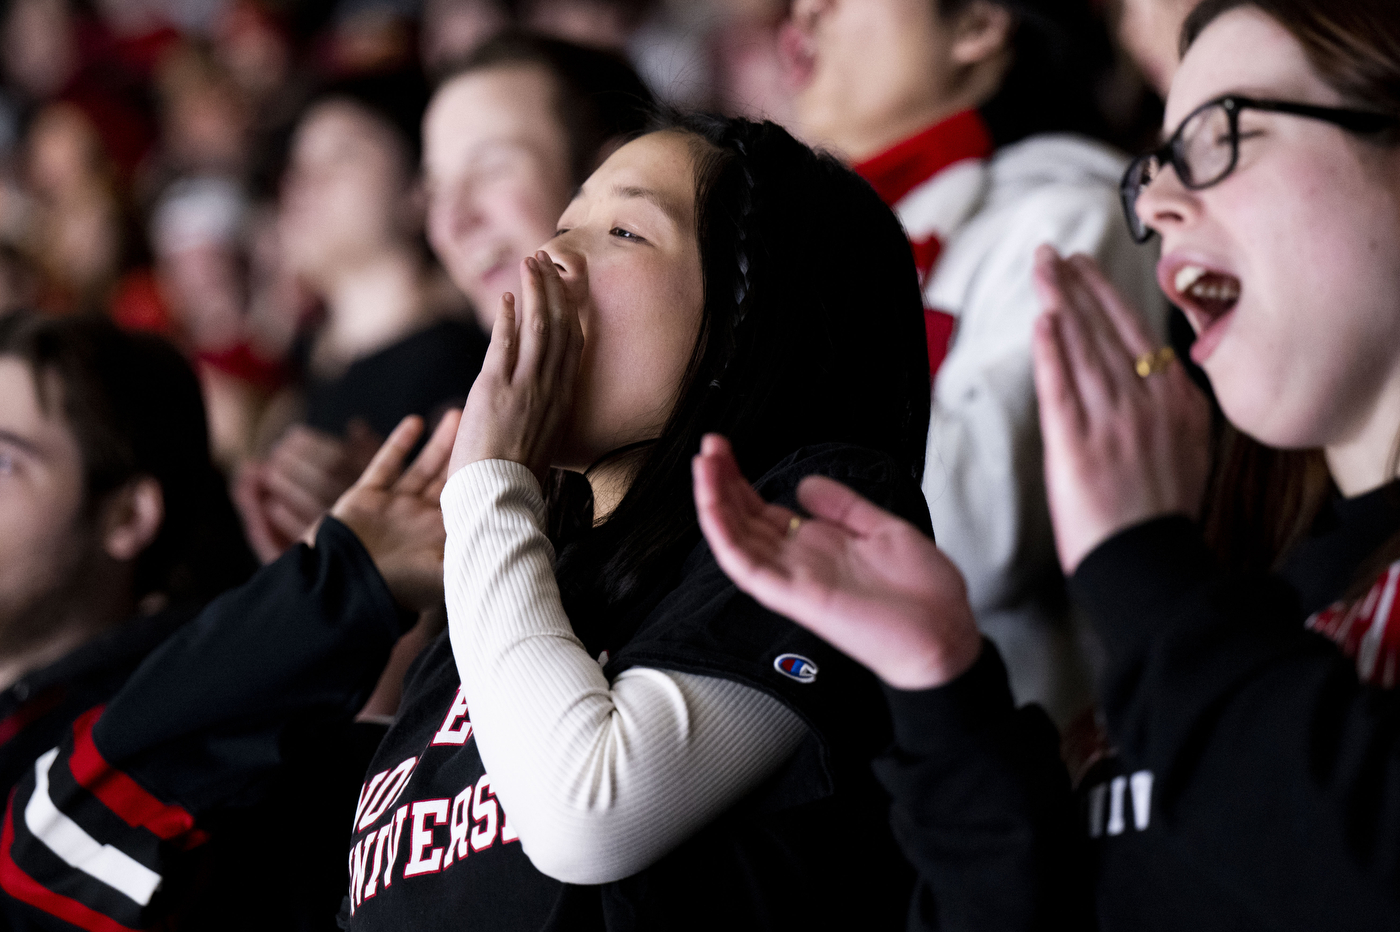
{"left": 1215, "top": 377, "right": 1318, "bottom": 451}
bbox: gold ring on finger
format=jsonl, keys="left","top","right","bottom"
{"left": 786, "top": 516, "right": 802, "bottom": 540}
{"left": 1134, "top": 346, "right": 1177, "bottom": 378}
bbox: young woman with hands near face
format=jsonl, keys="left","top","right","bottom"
{"left": 694, "top": 1, "right": 1400, "bottom": 929}
{"left": 355, "top": 113, "right": 935, "bottom": 932}
{"left": 0, "top": 114, "right": 935, "bottom": 931}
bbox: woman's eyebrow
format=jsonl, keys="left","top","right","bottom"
{"left": 612, "top": 184, "right": 685, "bottom": 227}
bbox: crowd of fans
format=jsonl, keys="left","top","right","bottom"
{"left": 0, "top": 0, "right": 1396, "bottom": 930}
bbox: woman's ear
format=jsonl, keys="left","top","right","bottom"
{"left": 949, "top": 0, "right": 1016, "bottom": 67}
{"left": 101, "top": 476, "right": 165, "bottom": 563}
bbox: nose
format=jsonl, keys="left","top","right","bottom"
{"left": 1135, "top": 164, "right": 1203, "bottom": 238}
{"left": 539, "top": 236, "right": 584, "bottom": 286}
{"left": 445, "top": 183, "right": 484, "bottom": 239}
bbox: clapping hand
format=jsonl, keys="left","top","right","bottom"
{"left": 235, "top": 421, "right": 380, "bottom": 563}
{"left": 324, "top": 410, "right": 462, "bottom": 612}
{"left": 1031, "top": 246, "right": 1212, "bottom": 574}
{"left": 692, "top": 435, "right": 981, "bottom": 690}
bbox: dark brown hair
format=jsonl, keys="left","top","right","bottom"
{"left": 1183, "top": 0, "right": 1400, "bottom": 589}
{"left": 0, "top": 311, "right": 256, "bottom": 606}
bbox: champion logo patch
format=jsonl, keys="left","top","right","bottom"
{"left": 773, "top": 654, "right": 818, "bottom": 683}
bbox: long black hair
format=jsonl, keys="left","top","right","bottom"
{"left": 551, "top": 113, "right": 930, "bottom": 628}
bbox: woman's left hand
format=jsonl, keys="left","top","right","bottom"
{"left": 450, "top": 251, "right": 586, "bottom": 486}
{"left": 693, "top": 434, "right": 982, "bottom": 691}
{"left": 1031, "top": 246, "right": 1212, "bottom": 575}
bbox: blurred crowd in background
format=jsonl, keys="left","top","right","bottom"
{"left": 0, "top": 0, "right": 1181, "bottom": 476}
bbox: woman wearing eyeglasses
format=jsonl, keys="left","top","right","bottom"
{"left": 690, "top": 0, "right": 1400, "bottom": 929}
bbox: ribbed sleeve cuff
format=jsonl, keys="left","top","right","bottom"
{"left": 1069, "top": 514, "right": 1214, "bottom": 660}
{"left": 441, "top": 459, "right": 547, "bottom": 533}
{"left": 881, "top": 640, "right": 1016, "bottom": 756}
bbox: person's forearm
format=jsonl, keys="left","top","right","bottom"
{"left": 1, "top": 519, "right": 408, "bottom": 932}
{"left": 876, "top": 642, "right": 1091, "bottom": 932}
{"left": 97, "top": 517, "right": 410, "bottom": 799}
{"left": 442, "top": 461, "right": 806, "bottom": 884}
{"left": 1073, "top": 516, "right": 1400, "bottom": 927}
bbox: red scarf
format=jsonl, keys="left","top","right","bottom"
{"left": 854, "top": 110, "right": 994, "bottom": 378}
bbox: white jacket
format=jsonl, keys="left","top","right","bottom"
{"left": 883, "top": 128, "right": 1166, "bottom": 722}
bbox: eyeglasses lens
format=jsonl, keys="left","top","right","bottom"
{"left": 1179, "top": 101, "right": 1235, "bottom": 188}
{"left": 1121, "top": 100, "right": 1238, "bottom": 242}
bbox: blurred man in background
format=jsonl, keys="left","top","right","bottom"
{"left": 0, "top": 310, "right": 254, "bottom": 800}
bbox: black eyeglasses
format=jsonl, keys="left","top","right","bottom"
{"left": 1120, "top": 94, "right": 1399, "bottom": 243}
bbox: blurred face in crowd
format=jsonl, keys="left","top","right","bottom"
{"left": 524, "top": 0, "right": 636, "bottom": 52}
{"left": 1117, "top": 0, "right": 1196, "bottom": 96}
{"left": 421, "top": 0, "right": 510, "bottom": 71}
{"left": 424, "top": 64, "right": 575, "bottom": 329}
{"left": 783, "top": 0, "right": 1012, "bottom": 161}
{"left": 0, "top": 359, "right": 155, "bottom": 654}
{"left": 1140, "top": 9, "right": 1400, "bottom": 474}
{"left": 543, "top": 131, "right": 704, "bottom": 470}
{"left": 280, "top": 100, "right": 414, "bottom": 287}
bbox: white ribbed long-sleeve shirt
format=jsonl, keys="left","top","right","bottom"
{"left": 441, "top": 460, "right": 807, "bottom": 885}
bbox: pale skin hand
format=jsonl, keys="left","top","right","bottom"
{"left": 317, "top": 409, "right": 462, "bottom": 613}
{"left": 1030, "top": 246, "right": 1213, "bottom": 575}
{"left": 449, "top": 251, "right": 585, "bottom": 485}
{"left": 235, "top": 421, "right": 380, "bottom": 563}
{"left": 692, "top": 434, "right": 982, "bottom": 691}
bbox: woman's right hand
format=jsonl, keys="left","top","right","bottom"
{"left": 692, "top": 434, "right": 982, "bottom": 691}
{"left": 449, "top": 251, "right": 585, "bottom": 486}
{"left": 325, "top": 410, "right": 462, "bottom": 612}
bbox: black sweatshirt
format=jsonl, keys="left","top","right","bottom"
{"left": 877, "top": 479, "right": 1400, "bottom": 932}
{"left": 0, "top": 518, "right": 410, "bottom": 931}
{"left": 339, "top": 444, "right": 922, "bottom": 932}
{"left": 0, "top": 445, "right": 923, "bottom": 932}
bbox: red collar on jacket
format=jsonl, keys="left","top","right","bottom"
{"left": 853, "top": 109, "right": 994, "bottom": 207}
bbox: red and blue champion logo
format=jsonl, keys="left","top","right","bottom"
{"left": 773, "top": 653, "right": 818, "bottom": 683}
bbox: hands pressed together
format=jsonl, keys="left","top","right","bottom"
{"left": 691, "top": 247, "right": 1212, "bottom": 692}
{"left": 1030, "top": 246, "right": 1212, "bottom": 574}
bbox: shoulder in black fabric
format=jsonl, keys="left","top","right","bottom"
{"left": 305, "top": 318, "right": 490, "bottom": 439}
{"left": 596, "top": 443, "right": 921, "bottom": 930}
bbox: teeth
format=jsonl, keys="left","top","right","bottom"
{"left": 1175, "top": 265, "right": 1206, "bottom": 293}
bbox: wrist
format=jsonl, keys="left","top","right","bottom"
{"left": 878, "top": 609, "right": 983, "bottom": 690}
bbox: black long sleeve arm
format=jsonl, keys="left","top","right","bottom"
{"left": 873, "top": 641, "right": 1092, "bottom": 931}
{"left": 0, "top": 517, "right": 409, "bottom": 931}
